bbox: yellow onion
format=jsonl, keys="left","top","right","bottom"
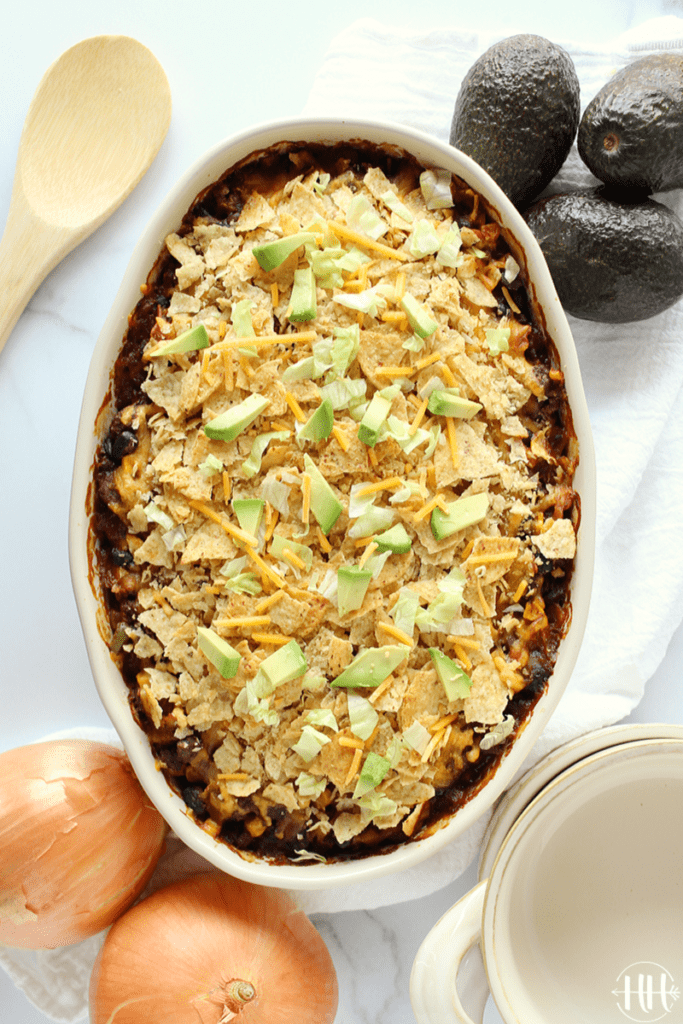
{"left": 0, "top": 739, "right": 167, "bottom": 948}
{"left": 89, "top": 871, "right": 339, "bottom": 1024}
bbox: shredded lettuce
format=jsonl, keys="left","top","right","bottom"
{"left": 407, "top": 219, "right": 440, "bottom": 258}
{"left": 234, "top": 671, "right": 279, "bottom": 726}
{"left": 380, "top": 189, "right": 414, "bottom": 223}
{"left": 296, "top": 772, "right": 327, "bottom": 797}
{"left": 402, "top": 720, "right": 431, "bottom": 755}
{"left": 415, "top": 566, "right": 466, "bottom": 633}
{"left": 485, "top": 326, "right": 510, "bottom": 355}
{"left": 480, "top": 715, "right": 515, "bottom": 750}
{"left": 308, "top": 246, "right": 346, "bottom": 289}
{"left": 231, "top": 298, "right": 255, "bottom": 338}
{"left": 336, "top": 246, "right": 371, "bottom": 273}
{"left": 436, "top": 224, "right": 463, "bottom": 268}
{"left": 420, "top": 168, "right": 454, "bottom": 210}
{"left": 425, "top": 423, "right": 441, "bottom": 458}
{"left": 304, "top": 708, "right": 339, "bottom": 732}
{"left": 282, "top": 353, "right": 330, "bottom": 383}
{"left": 225, "top": 572, "right": 261, "bottom": 595}
{"left": 389, "top": 481, "right": 423, "bottom": 505}
{"left": 349, "top": 482, "right": 379, "bottom": 518}
{"left": 161, "top": 524, "right": 186, "bottom": 552}
{"left": 346, "top": 193, "right": 389, "bottom": 240}
{"left": 418, "top": 374, "right": 446, "bottom": 400}
{"left": 319, "top": 376, "right": 367, "bottom": 411}
{"left": 402, "top": 332, "right": 427, "bottom": 353}
{"left": 504, "top": 255, "right": 520, "bottom": 283}
{"left": 348, "top": 505, "right": 395, "bottom": 539}
{"left": 292, "top": 725, "right": 331, "bottom": 762}
{"left": 347, "top": 693, "right": 379, "bottom": 741}
{"left": 312, "top": 172, "right": 331, "bottom": 196}
{"left": 391, "top": 587, "right": 420, "bottom": 636}
{"left": 242, "top": 430, "right": 290, "bottom": 479}
{"left": 198, "top": 453, "right": 224, "bottom": 477}
{"left": 144, "top": 501, "right": 174, "bottom": 531}
{"left": 384, "top": 733, "right": 403, "bottom": 769}
{"left": 261, "top": 474, "right": 291, "bottom": 515}
{"left": 365, "top": 549, "right": 392, "bottom": 580}
{"left": 385, "top": 414, "right": 431, "bottom": 454}
{"left": 219, "top": 555, "right": 248, "bottom": 578}
{"left": 333, "top": 285, "right": 388, "bottom": 318}
{"left": 358, "top": 791, "right": 398, "bottom": 824}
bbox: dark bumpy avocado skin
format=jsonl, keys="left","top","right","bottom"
{"left": 578, "top": 54, "right": 683, "bottom": 193}
{"left": 450, "top": 35, "right": 580, "bottom": 210}
{"left": 524, "top": 188, "right": 683, "bottom": 323}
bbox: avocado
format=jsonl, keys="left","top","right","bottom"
{"left": 330, "top": 645, "right": 408, "bottom": 688}
{"left": 358, "top": 391, "right": 394, "bottom": 447}
{"left": 231, "top": 498, "right": 264, "bottom": 539}
{"left": 450, "top": 34, "right": 580, "bottom": 209}
{"left": 427, "top": 389, "right": 482, "bottom": 419}
{"left": 252, "top": 232, "right": 316, "bottom": 272}
{"left": 524, "top": 187, "right": 683, "bottom": 323}
{"left": 400, "top": 293, "right": 438, "bottom": 338}
{"left": 337, "top": 565, "right": 373, "bottom": 616}
{"left": 298, "top": 397, "right": 334, "bottom": 443}
{"left": 197, "top": 627, "right": 241, "bottom": 679}
{"left": 429, "top": 648, "right": 472, "bottom": 701}
{"left": 154, "top": 322, "right": 210, "bottom": 356}
{"left": 373, "top": 522, "right": 412, "bottom": 554}
{"left": 204, "top": 393, "right": 270, "bottom": 441}
{"left": 431, "top": 492, "right": 489, "bottom": 541}
{"left": 303, "top": 454, "right": 342, "bottom": 534}
{"left": 259, "top": 639, "right": 307, "bottom": 687}
{"left": 578, "top": 54, "right": 683, "bottom": 193}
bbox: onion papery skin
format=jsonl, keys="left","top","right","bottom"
{"left": 0, "top": 739, "right": 167, "bottom": 948}
{"left": 89, "top": 871, "right": 339, "bottom": 1024}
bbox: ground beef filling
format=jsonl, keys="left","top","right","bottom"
{"left": 89, "top": 141, "right": 579, "bottom": 863}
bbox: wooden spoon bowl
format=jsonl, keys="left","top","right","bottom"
{"left": 0, "top": 35, "right": 171, "bottom": 356}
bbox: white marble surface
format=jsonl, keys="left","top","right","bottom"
{"left": 1, "top": 1, "right": 682, "bottom": 1021}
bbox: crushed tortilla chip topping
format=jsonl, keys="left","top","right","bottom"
{"left": 90, "top": 141, "right": 579, "bottom": 863}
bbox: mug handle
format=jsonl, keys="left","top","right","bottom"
{"left": 409, "top": 879, "right": 490, "bottom": 1024}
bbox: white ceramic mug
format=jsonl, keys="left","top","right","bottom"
{"left": 410, "top": 738, "right": 683, "bottom": 1024}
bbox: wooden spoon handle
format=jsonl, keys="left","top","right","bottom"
{"left": 0, "top": 189, "right": 79, "bottom": 357}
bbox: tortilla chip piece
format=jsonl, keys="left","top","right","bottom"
{"left": 463, "top": 660, "right": 509, "bottom": 725}
{"left": 532, "top": 518, "right": 576, "bottom": 560}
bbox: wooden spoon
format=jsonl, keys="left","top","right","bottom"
{"left": 0, "top": 35, "right": 171, "bottom": 356}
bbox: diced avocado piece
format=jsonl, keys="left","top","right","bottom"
{"left": 373, "top": 522, "right": 412, "bottom": 554}
{"left": 429, "top": 648, "right": 472, "bottom": 701}
{"left": 204, "top": 393, "right": 270, "bottom": 442}
{"left": 154, "top": 323, "right": 210, "bottom": 356}
{"left": 232, "top": 498, "right": 265, "bottom": 539}
{"left": 427, "top": 388, "right": 482, "bottom": 419}
{"left": 353, "top": 751, "right": 392, "bottom": 798}
{"left": 400, "top": 293, "right": 438, "bottom": 338}
{"left": 288, "top": 266, "right": 317, "bottom": 322}
{"left": 337, "top": 565, "right": 373, "bottom": 617}
{"left": 269, "top": 532, "right": 313, "bottom": 572}
{"left": 330, "top": 645, "right": 408, "bottom": 688}
{"left": 357, "top": 391, "right": 393, "bottom": 448}
{"left": 303, "top": 454, "right": 342, "bottom": 535}
{"left": 431, "top": 492, "right": 490, "bottom": 540}
{"left": 260, "top": 639, "right": 307, "bottom": 687}
{"left": 197, "top": 626, "right": 241, "bottom": 679}
{"left": 252, "top": 232, "right": 317, "bottom": 272}
{"left": 298, "top": 397, "right": 334, "bottom": 442}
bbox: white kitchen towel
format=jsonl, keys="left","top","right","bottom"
{"left": 5, "top": 18, "right": 683, "bottom": 1021}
